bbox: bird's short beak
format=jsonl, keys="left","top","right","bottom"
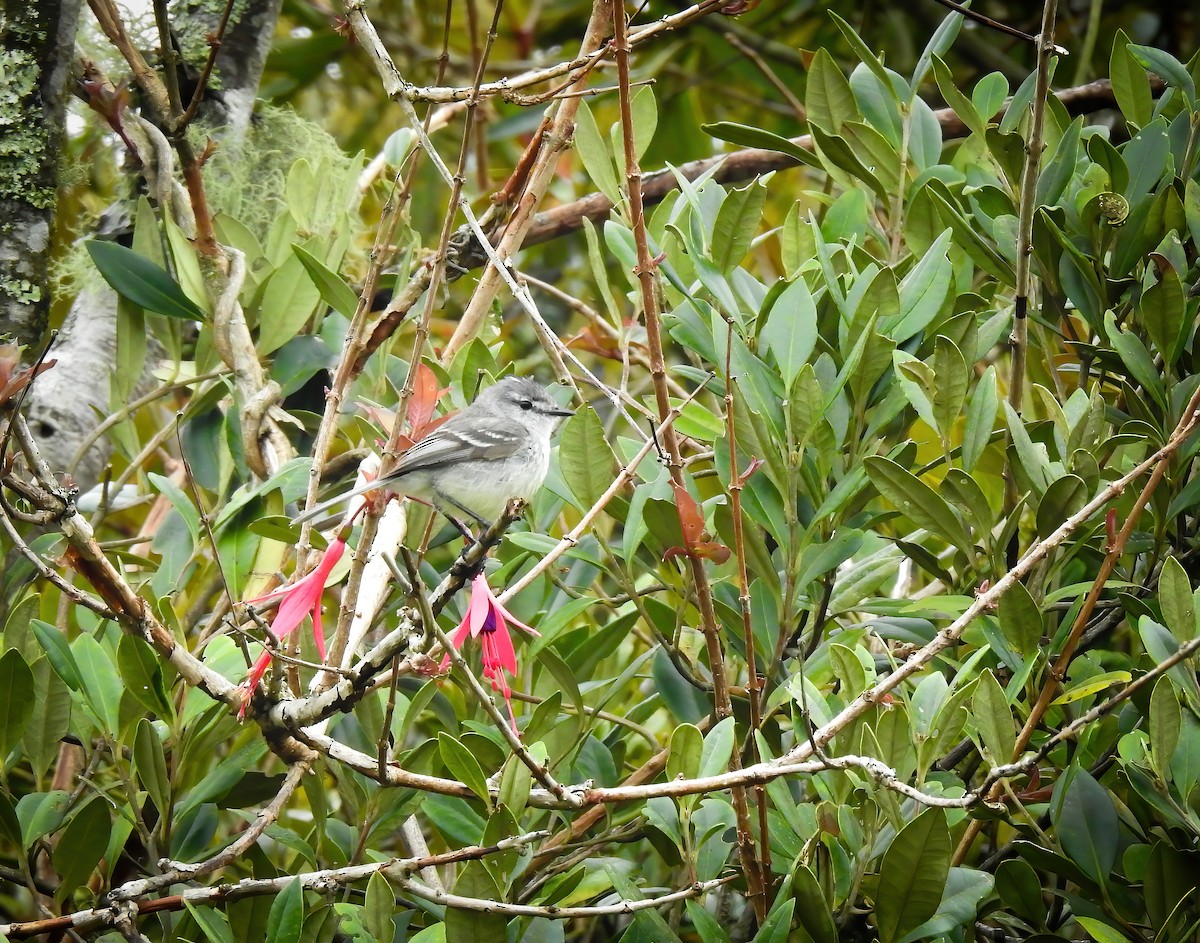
{"left": 551, "top": 405, "right": 574, "bottom": 418}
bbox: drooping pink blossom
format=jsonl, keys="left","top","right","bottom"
{"left": 441, "top": 573, "right": 541, "bottom": 730}
{"left": 237, "top": 534, "right": 346, "bottom": 719}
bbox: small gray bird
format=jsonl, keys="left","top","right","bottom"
{"left": 297, "top": 376, "right": 573, "bottom": 529}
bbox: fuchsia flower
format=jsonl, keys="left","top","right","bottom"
{"left": 441, "top": 573, "right": 541, "bottom": 730}
{"left": 237, "top": 534, "right": 347, "bottom": 719}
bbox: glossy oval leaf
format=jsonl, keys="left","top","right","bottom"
{"left": 0, "top": 649, "right": 35, "bottom": 762}
{"left": 86, "top": 240, "right": 206, "bottom": 321}
{"left": 875, "top": 807, "right": 952, "bottom": 943}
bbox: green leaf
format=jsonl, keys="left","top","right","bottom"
{"left": 972, "top": 73, "right": 1009, "bottom": 124}
{"left": 52, "top": 797, "right": 111, "bottom": 898}
{"left": 86, "top": 240, "right": 206, "bottom": 320}
{"left": 972, "top": 669, "right": 1015, "bottom": 765}
{"left": 1110, "top": 31, "right": 1153, "bottom": 128}
{"left": 1036, "top": 475, "right": 1088, "bottom": 541}
{"left": 17, "top": 790, "right": 69, "bottom": 848}
{"left": 805, "top": 48, "right": 859, "bottom": 132}
{"left": 1128, "top": 45, "right": 1197, "bottom": 102}
{"left": 752, "top": 897, "right": 795, "bottom": 943}
{"left": 183, "top": 903, "right": 235, "bottom": 943}
{"left": 760, "top": 277, "right": 817, "bottom": 387}
{"left": 864, "top": 456, "right": 973, "bottom": 556}
{"left": 265, "top": 877, "right": 304, "bottom": 943}
{"left": 630, "top": 85, "right": 658, "bottom": 162}
{"left": 994, "top": 858, "right": 1046, "bottom": 928}
{"left": 21, "top": 660, "right": 72, "bottom": 781}
{"left": 1104, "top": 310, "right": 1166, "bottom": 407}
{"left": 711, "top": 179, "right": 766, "bottom": 272}
{"left": 1055, "top": 768, "right": 1118, "bottom": 885}
{"left": 1159, "top": 555, "right": 1195, "bottom": 641}
{"left": 118, "top": 634, "right": 174, "bottom": 719}
{"left": 701, "top": 122, "right": 820, "bottom": 169}
{"left": 557, "top": 406, "right": 618, "bottom": 510}
{"left": 1140, "top": 617, "right": 1200, "bottom": 705}
{"left": 363, "top": 871, "right": 395, "bottom": 943}
{"left": 446, "top": 861, "right": 508, "bottom": 943}
{"left": 576, "top": 100, "right": 622, "bottom": 206}
{"left": 791, "top": 864, "right": 837, "bottom": 943}
{"left": 438, "top": 733, "right": 493, "bottom": 813}
{"left": 829, "top": 12, "right": 898, "bottom": 98}
{"left": 932, "top": 56, "right": 981, "bottom": 138}
{"left": 962, "top": 366, "right": 998, "bottom": 472}
{"left": 72, "top": 634, "right": 123, "bottom": 737}
{"left": 875, "top": 808, "right": 951, "bottom": 943}
{"left": 997, "top": 581, "right": 1043, "bottom": 658}
{"left": 686, "top": 899, "right": 731, "bottom": 943}
{"left": 888, "top": 228, "right": 953, "bottom": 341}
{"left": 931, "top": 336, "right": 968, "bottom": 448}
{"left": 1052, "top": 670, "right": 1131, "bottom": 706}
{"left": 1077, "top": 918, "right": 1133, "bottom": 943}
{"left": 1002, "top": 402, "right": 1052, "bottom": 495}
{"left": 257, "top": 250, "right": 323, "bottom": 356}
{"left": 291, "top": 243, "right": 359, "bottom": 319}
{"left": 923, "top": 183, "right": 1015, "bottom": 284}
{"left": 134, "top": 718, "right": 172, "bottom": 818}
{"left": 1149, "top": 677, "right": 1181, "bottom": 781}
{"left": 911, "top": 7, "right": 965, "bottom": 89}
{"left": 667, "top": 723, "right": 703, "bottom": 782}
{"left": 0, "top": 649, "right": 35, "bottom": 762}
{"left": 1141, "top": 265, "right": 1186, "bottom": 365}
{"left": 30, "top": 619, "right": 82, "bottom": 690}
{"left": 0, "top": 791, "right": 20, "bottom": 848}
{"left": 698, "top": 715, "right": 737, "bottom": 779}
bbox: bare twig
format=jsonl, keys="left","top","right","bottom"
{"left": 3, "top": 832, "right": 549, "bottom": 938}
{"left": 929, "top": 0, "right": 1069, "bottom": 55}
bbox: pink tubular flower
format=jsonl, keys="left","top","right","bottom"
{"left": 441, "top": 573, "right": 541, "bottom": 730}
{"left": 237, "top": 534, "right": 347, "bottom": 719}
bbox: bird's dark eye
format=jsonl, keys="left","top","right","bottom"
{"left": 518, "top": 399, "right": 534, "bottom": 411}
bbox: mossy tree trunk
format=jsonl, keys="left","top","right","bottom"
{"left": 0, "top": 0, "right": 82, "bottom": 343}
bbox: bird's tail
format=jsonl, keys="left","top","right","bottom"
{"left": 293, "top": 476, "right": 388, "bottom": 526}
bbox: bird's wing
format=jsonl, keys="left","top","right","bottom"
{"left": 389, "top": 417, "right": 524, "bottom": 474}
{"left": 293, "top": 419, "right": 524, "bottom": 525}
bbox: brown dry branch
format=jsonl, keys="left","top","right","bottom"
{"left": 346, "top": 0, "right": 726, "bottom": 105}
{"left": 609, "top": 0, "right": 767, "bottom": 921}
{"left": 440, "top": 4, "right": 611, "bottom": 361}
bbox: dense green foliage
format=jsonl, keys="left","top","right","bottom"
{"left": 4, "top": 2, "right": 1200, "bottom": 942}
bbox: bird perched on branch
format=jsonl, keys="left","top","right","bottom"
{"left": 297, "top": 375, "right": 573, "bottom": 532}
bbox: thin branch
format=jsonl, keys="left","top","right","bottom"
{"left": 177, "top": 0, "right": 238, "bottom": 128}
{"left": 1004, "top": 0, "right": 1060, "bottom": 528}
{"left": 3, "top": 832, "right": 548, "bottom": 938}
{"left": 609, "top": 0, "right": 765, "bottom": 921}
{"left": 108, "top": 755, "right": 314, "bottom": 901}
{"left": 928, "top": 0, "right": 1069, "bottom": 55}
{"left": 346, "top": 0, "right": 725, "bottom": 104}
{"left": 395, "top": 873, "right": 736, "bottom": 918}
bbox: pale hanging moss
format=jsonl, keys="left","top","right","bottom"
{"left": 54, "top": 104, "right": 363, "bottom": 294}
{"left": 197, "top": 105, "right": 357, "bottom": 241}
